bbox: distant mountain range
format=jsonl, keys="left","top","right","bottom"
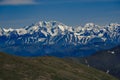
{"left": 0, "top": 21, "right": 120, "bottom": 57}
{"left": 0, "top": 52, "right": 118, "bottom": 80}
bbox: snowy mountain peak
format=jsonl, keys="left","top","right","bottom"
{"left": 15, "top": 28, "right": 27, "bottom": 35}
{"left": 85, "top": 23, "right": 95, "bottom": 27}
{"left": 109, "top": 23, "right": 120, "bottom": 27}
{"left": 0, "top": 21, "right": 120, "bottom": 43}
{"left": 23, "top": 21, "right": 69, "bottom": 35}
{"left": 0, "top": 21, "right": 120, "bottom": 57}
{"left": 35, "top": 21, "right": 66, "bottom": 27}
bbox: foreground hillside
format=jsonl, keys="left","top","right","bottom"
{"left": 0, "top": 52, "right": 118, "bottom": 80}
{"left": 69, "top": 45, "right": 120, "bottom": 79}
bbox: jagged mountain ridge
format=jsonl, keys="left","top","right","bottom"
{"left": 0, "top": 21, "right": 120, "bottom": 57}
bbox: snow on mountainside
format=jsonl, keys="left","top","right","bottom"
{"left": 0, "top": 21, "right": 120, "bottom": 57}
{"left": 0, "top": 21, "right": 120, "bottom": 44}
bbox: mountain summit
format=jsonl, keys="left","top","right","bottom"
{"left": 0, "top": 21, "right": 120, "bottom": 57}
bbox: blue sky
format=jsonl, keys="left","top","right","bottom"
{"left": 0, "top": 0, "right": 120, "bottom": 28}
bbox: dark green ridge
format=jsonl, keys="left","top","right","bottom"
{"left": 66, "top": 45, "right": 120, "bottom": 79}
{"left": 0, "top": 52, "right": 118, "bottom": 80}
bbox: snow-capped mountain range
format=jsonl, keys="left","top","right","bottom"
{"left": 0, "top": 21, "right": 120, "bottom": 57}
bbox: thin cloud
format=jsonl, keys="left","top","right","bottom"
{"left": 0, "top": 0, "right": 37, "bottom": 5}
{"left": 0, "top": 0, "right": 119, "bottom": 5}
